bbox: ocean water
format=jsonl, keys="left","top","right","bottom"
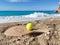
{"left": 0, "top": 11, "right": 60, "bottom": 23}
{"left": 0, "top": 11, "right": 57, "bottom": 16}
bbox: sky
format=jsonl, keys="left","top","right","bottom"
{"left": 0, "top": 0, "right": 59, "bottom": 11}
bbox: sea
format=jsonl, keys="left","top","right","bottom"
{"left": 0, "top": 11, "right": 60, "bottom": 23}
{"left": 0, "top": 11, "right": 57, "bottom": 16}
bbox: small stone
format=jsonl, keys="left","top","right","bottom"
{"left": 46, "top": 32, "right": 50, "bottom": 35}
{"left": 16, "top": 41, "right": 20, "bottom": 44}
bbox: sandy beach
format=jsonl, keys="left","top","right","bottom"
{"left": 0, "top": 18, "right": 60, "bottom": 45}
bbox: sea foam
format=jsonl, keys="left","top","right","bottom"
{"left": 0, "top": 12, "right": 60, "bottom": 23}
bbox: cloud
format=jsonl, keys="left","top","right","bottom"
{"left": 7, "top": 0, "right": 29, "bottom": 2}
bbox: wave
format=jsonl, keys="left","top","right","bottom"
{"left": 0, "top": 12, "right": 60, "bottom": 23}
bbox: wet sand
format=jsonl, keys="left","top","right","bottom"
{"left": 0, "top": 18, "right": 60, "bottom": 45}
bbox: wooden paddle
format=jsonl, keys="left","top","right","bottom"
{"left": 4, "top": 25, "right": 50, "bottom": 36}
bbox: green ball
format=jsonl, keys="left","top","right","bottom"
{"left": 26, "top": 23, "right": 33, "bottom": 31}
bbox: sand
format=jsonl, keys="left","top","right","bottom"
{"left": 0, "top": 18, "right": 60, "bottom": 45}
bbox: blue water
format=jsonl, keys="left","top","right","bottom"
{"left": 0, "top": 11, "right": 57, "bottom": 16}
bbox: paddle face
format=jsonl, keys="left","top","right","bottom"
{"left": 4, "top": 25, "right": 32, "bottom": 36}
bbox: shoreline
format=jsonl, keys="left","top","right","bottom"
{"left": 0, "top": 17, "right": 60, "bottom": 26}
{"left": 0, "top": 16, "right": 59, "bottom": 24}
